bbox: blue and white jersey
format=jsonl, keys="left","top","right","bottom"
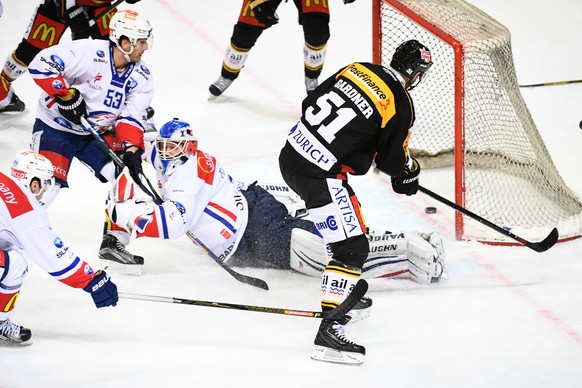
{"left": 29, "top": 39, "right": 153, "bottom": 137}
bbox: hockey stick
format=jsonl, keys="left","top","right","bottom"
{"left": 519, "top": 79, "right": 582, "bottom": 88}
{"left": 79, "top": 116, "right": 269, "bottom": 290}
{"left": 89, "top": 0, "right": 126, "bottom": 27}
{"left": 119, "top": 278, "right": 368, "bottom": 319}
{"left": 418, "top": 185, "right": 559, "bottom": 253}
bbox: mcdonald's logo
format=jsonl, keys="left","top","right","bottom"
{"left": 32, "top": 23, "right": 57, "bottom": 46}
{"left": 241, "top": 1, "right": 255, "bottom": 18}
{"left": 305, "top": 0, "right": 328, "bottom": 7}
{"left": 101, "top": 10, "right": 116, "bottom": 30}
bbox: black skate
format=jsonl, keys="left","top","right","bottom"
{"left": 311, "top": 315, "right": 365, "bottom": 364}
{"left": 209, "top": 76, "right": 234, "bottom": 96}
{"left": 0, "top": 93, "right": 25, "bottom": 114}
{"left": 0, "top": 319, "right": 32, "bottom": 346}
{"left": 99, "top": 234, "right": 144, "bottom": 275}
{"left": 345, "top": 295, "right": 373, "bottom": 325}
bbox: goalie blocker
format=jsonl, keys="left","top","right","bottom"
{"left": 290, "top": 228, "right": 446, "bottom": 284}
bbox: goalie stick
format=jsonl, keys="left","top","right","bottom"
{"left": 119, "top": 279, "right": 368, "bottom": 319}
{"left": 419, "top": 185, "right": 558, "bottom": 252}
{"left": 79, "top": 116, "right": 269, "bottom": 290}
{"left": 519, "top": 79, "right": 582, "bottom": 88}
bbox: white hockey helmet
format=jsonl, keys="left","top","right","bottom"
{"left": 109, "top": 10, "right": 153, "bottom": 52}
{"left": 11, "top": 150, "right": 56, "bottom": 195}
{"left": 155, "top": 119, "right": 198, "bottom": 175}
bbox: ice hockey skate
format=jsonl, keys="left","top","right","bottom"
{"left": 98, "top": 233, "right": 144, "bottom": 275}
{"left": 0, "top": 92, "right": 25, "bottom": 114}
{"left": 311, "top": 315, "right": 365, "bottom": 364}
{"left": 0, "top": 319, "right": 32, "bottom": 346}
{"left": 345, "top": 295, "right": 372, "bottom": 325}
{"left": 209, "top": 76, "right": 234, "bottom": 96}
{"left": 305, "top": 76, "right": 318, "bottom": 94}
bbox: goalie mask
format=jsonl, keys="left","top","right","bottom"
{"left": 155, "top": 119, "right": 198, "bottom": 175}
{"left": 390, "top": 40, "right": 433, "bottom": 90}
{"left": 11, "top": 150, "right": 56, "bottom": 198}
{"left": 109, "top": 10, "right": 153, "bottom": 59}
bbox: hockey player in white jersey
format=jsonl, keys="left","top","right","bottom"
{"left": 27, "top": 9, "right": 154, "bottom": 262}
{"left": 105, "top": 119, "right": 444, "bottom": 284}
{"left": 0, "top": 151, "right": 118, "bottom": 346}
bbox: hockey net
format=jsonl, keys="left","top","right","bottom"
{"left": 373, "top": 0, "right": 582, "bottom": 244}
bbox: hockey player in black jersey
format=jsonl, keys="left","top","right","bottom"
{"left": 208, "top": 0, "right": 357, "bottom": 97}
{"left": 279, "top": 40, "right": 433, "bottom": 364}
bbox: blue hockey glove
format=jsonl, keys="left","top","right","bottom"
{"left": 391, "top": 158, "right": 420, "bottom": 196}
{"left": 84, "top": 270, "right": 118, "bottom": 308}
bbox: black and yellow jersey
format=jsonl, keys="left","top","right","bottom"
{"left": 279, "top": 62, "right": 415, "bottom": 179}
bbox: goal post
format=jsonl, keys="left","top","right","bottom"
{"left": 372, "top": 0, "right": 582, "bottom": 245}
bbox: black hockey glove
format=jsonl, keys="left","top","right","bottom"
{"left": 84, "top": 270, "right": 118, "bottom": 308}
{"left": 343, "top": 0, "right": 357, "bottom": 3}
{"left": 391, "top": 158, "right": 420, "bottom": 196}
{"left": 122, "top": 147, "right": 144, "bottom": 182}
{"left": 55, "top": 88, "right": 87, "bottom": 126}
{"left": 126, "top": 0, "right": 142, "bottom": 3}
{"left": 65, "top": 5, "right": 91, "bottom": 39}
{"left": 249, "top": 0, "right": 281, "bottom": 27}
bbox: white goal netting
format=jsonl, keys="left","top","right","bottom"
{"left": 374, "top": 0, "right": 582, "bottom": 243}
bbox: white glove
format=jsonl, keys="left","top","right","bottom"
{"left": 108, "top": 198, "right": 155, "bottom": 233}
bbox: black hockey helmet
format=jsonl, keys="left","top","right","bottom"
{"left": 390, "top": 40, "right": 433, "bottom": 90}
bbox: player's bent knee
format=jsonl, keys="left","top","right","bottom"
{"left": 328, "top": 234, "right": 369, "bottom": 269}
{"left": 300, "top": 13, "right": 330, "bottom": 47}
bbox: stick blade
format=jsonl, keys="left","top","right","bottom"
{"left": 529, "top": 227, "right": 559, "bottom": 253}
{"left": 234, "top": 273, "right": 269, "bottom": 290}
{"left": 322, "top": 279, "right": 368, "bottom": 320}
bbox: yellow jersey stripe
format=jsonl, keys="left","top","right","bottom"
{"left": 337, "top": 63, "right": 396, "bottom": 128}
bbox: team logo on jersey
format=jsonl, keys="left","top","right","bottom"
{"left": 140, "top": 65, "right": 150, "bottom": 75}
{"left": 52, "top": 79, "right": 64, "bottom": 91}
{"left": 197, "top": 154, "right": 216, "bottom": 185}
{"left": 96, "top": 50, "right": 105, "bottom": 58}
{"left": 54, "top": 237, "right": 64, "bottom": 248}
{"left": 49, "top": 55, "right": 65, "bottom": 72}
{"left": 84, "top": 264, "right": 94, "bottom": 276}
{"left": 54, "top": 117, "right": 72, "bottom": 129}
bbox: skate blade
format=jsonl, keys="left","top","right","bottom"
{"left": 0, "top": 338, "right": 33, "bottom": 347}
{"left": 310, "top": 346, "right": 364, "bottom": 365}
{"left": 100, "top": 259, "right": 143, "bottom": 276}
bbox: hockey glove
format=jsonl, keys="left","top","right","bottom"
{"left": 111, "top": 167, "right": 137, "bottom": 203}
{"left": 343, "top": 0, "right": 357, "bottom": 3}
{"left": 126, "top": 0, "right": 142, "bottom": 3}
{"left": 391, "top": 157, "right": 420, "bottom": 196}
{"left": 122, "top": 147, "right": 144, "bottom": 183}
{"left": 108, "top": 197, "right": 155, "bottom": 233}
{"left": 65, "top": 5, "right": 91, "bottom": 39}
{"left": 249, "top": 0, "right": 281, "bottom": 27}
{"left": 84, "top": 270, "right": 118, "bottom": 308}
{"left": 55, "top": 88, "right": 87, "bottom": 126}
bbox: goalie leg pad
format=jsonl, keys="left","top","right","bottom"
{"left": 407, "top": 232, "right": 446, "bottom": 284}
{"left": 290, "top": 228, "right": 327, "bottom": 277}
